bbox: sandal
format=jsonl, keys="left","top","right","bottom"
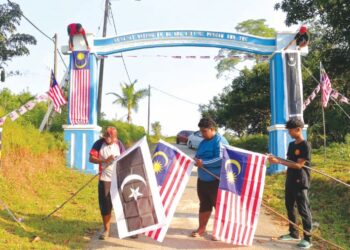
{"left": 99, "top": 231, "right": 109, "bottom": 240}
{"left": 190, "top": 230, "right": 206, "bottom": 237}
{"left": 211, "top": 235, "right": 219, "bottom": 241}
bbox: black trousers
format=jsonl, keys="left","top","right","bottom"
{"left": 285, "top": 187, "right": 312, "bottom": 241}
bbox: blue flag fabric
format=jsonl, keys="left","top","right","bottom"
{"left": 152, "top": 142, "right": 178, "bottom": 186}
{"left": 72, "top": 51, "right": 90, "bottom": 70}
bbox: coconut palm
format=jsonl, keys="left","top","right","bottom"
{"left": 107, "top": 80, "right": 148, "bottom": 123}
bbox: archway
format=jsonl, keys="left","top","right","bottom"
{"left": 62, "top": 30, "right": 307, "bottom": 174}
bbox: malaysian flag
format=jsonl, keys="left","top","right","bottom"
{"left": 48, "top": 71, "right": 67, "bottom": 113}
{"left": 69, "top": 51, "right": 90, "bottom": 125}
{"left": 145, "top": 140, "right": 194, "bottom": 242}
{"left": 9, "top": 111, "right": 19, "bottom": 121}
{"left": 320, "top": 63, "right": 332, "bottom": 108}
{"left": 213, "top": 145, "right": 267, "bottom": 245}
{"left": 24, "top": 100, "right": 36, "bottom": 110}
{"left": 17, "top": 105, "right": 28, "bottom": 115}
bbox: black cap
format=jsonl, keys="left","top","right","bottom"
{"left": 285, "top": 118, "right": 304, "bottom": 129}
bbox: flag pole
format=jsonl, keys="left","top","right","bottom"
{"left": 199, "top": 166, "right": 220, "bottom": 180}
{"left": 42, "top": 173, "right": 98, "bottom": 220}
{"left": 322, "top": 105, "right": 326, "bottom": 162}
{"left": 320, "top": 62, "right": 326, "bottom": 163}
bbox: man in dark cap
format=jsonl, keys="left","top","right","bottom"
{"left": 89, "top": 126, "right": 125, "bottom": 240}
{"left": 268, "top": 118, "right": 313, "bottom": 249}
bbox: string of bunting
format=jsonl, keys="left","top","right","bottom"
{"left": 96, "top": 54, "right": 270, "bottom": 61}
{"left": 303, "top": 87, "right": 349, "bottom": 110}
{"left": 0, "top": 94, "right": 48, "bottom": 126}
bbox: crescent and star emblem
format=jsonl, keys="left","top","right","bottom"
{"left": 74, "top": 52, "right": 88, "bottom": 69}
{"left": 224, "top": 159, "right": 241, "bottom": 184}
{"left": 152, "top": 151, "right": 169, "bottom": 174}
{"left": 120, "top": 174, "right": 147, "bottom": 201}
{"left": 287, "top": 56, "right": 296, "bottom": 67}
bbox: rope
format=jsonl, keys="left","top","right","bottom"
{"left": 330, "top": 97, "right": 350, "bottom": 120}
{"left": 261, "top": 202, "right": 345, "bottom": 250}
{"left": 274, "top": 156, "right": 350, "bottom": 188}
{"left": 198, "top": 166, "right": 345, "bottom": 249}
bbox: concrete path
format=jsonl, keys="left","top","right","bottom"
{"left": 87, "top": 144, "right": 297, "bottom": 250}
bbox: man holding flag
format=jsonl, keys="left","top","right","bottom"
{"left": 191, "top": 117, "right": 228, "bottom": 239}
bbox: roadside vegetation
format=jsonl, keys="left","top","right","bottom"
{"left": 230, "top": 134, "right": 350, "bottom": 249}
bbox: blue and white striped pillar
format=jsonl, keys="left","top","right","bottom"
{"left": 268, "top": 51, "right": 307, "bottom": 174}
{"left": 63, "top": 35, "right": 101, "bottom": 173}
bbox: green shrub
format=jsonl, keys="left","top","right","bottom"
{"left": 1, "top": 119, "right": 65, "bottom": 156}
{"left": 227, "top": 134, "right": 268, "bottom": 153}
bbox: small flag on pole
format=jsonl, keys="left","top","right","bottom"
{"left": 320, "top": 63, "right": 332, "bottom": 108}
{"left": 48, "top": 71, "right": 67, "bottom": 113}
{"left": 213, "top": 145, "right": 267, "bottom": 245}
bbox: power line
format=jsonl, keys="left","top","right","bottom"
{"left": 7, "top": 0, "right": 68, "bottom": 70}
{"left": 109, "top": 3, "right": 133, "bottom": 84}
{"left": 150, "top": 85, "right": 200, "bottom": 106}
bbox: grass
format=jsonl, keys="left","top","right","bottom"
{"left": 264, "top": 141, "right": 350, "bottom": 250}
{"left": 0, "top": 150, "right": 100, "bottom": 249}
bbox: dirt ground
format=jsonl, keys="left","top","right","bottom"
{"left": 87, "top": 144, "right": 298, "bottom": 250}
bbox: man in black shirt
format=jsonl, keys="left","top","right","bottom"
{"left": 284, "top": 25, "right": 309, "bottom": 50}
{"left": 268, "top": 118, "right": 313, "bottom": 249}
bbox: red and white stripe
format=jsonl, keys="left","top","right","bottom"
{"left": 321, "top": 70, "right": 332, "bottom": 108}
{"left": 69, "top": 69, "right": 90, "bottom": 124}
{"left": 48, "top": 84, "right": 67, "bottom": 113}
{"left": 213, "top": 152, "right": 266, "bottom": 246}
{"left": 145, "top": 152, "right": 194, "bottom": 242}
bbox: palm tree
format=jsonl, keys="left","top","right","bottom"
{"left": 107, "top": 80, "right": 148, "bottom": 123}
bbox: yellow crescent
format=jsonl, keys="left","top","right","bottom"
{"left": 225, "top": 159, "right": 241, "bottom": 175}
{"left": 152, "top": 151, "right": 169, "bottom": 166}
{"left": 74, "top": 53, "right": 88, "bottom": 69}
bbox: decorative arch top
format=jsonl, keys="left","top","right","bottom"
{"left": 93, "top": 30, "right": 276, "bottom": 55}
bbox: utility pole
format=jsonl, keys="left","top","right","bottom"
{"left": 147, "top": 85, "right": 151, "bottom": 135}
{"left": 53, "top": 33, "right": 58, "bottom": 77}
{"left": 97, "top": 0, "right": 109, "bottom": 120}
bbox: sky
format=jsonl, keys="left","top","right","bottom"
{"left": 2, "top": 0, "right": 298, "bottom": 136}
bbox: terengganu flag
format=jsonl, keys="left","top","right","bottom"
{"left": 145, "top": 140, "right": 194, "bottom": 242}
{"left": 283, "top": 52, "right": 303, "bottom": 120}
{"left": 69, "top": 51, "right": 90, "bottom": 125}
{"left": 320, "top": 63, "right": 332, "bottom": 108}
{"left": 110, "top": 137, "right": 166, "bottom": 238}
{"left": 213, "top": 145, "right": 267, "bottom": 246}
{"left": 48, "top": 71, "right": 67, "bottom": 113}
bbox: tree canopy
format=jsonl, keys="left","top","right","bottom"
{"left": 215, "top": 19, "right": 276, "bottom": 78}
{"left": 107, "top": 80, "right": 148, "bottom": 124}
{"left": 0, "top": 1, "right": 36, "bottom": 68}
